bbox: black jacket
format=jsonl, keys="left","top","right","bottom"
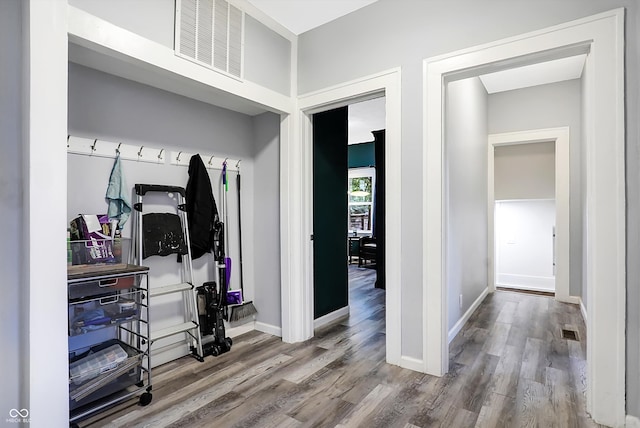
{"left": 185, "top": 154, "right": 222, "bottom": 260}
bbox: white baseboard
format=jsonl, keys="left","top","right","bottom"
{"left": 313, "top": 306, "right": 350, "bottom": 329}
{"left": 226, "top": 320, "right": 256, "bottom": 338}
{"left": 556, "top": 295, "right": 581, "bottom": 305}
{"left": 255, "top": 321, "right": 282, "bottom": 337}
{"left": 149, "top": 322, "right": 256, "bottom": 368}
{"left": 398, "top": 355, "right": 424, "bottom": 372}
{"left": 626, "top": 415, "right": 640, "bottom": 428}
{"left": 496, "top": 282, "right": 555, "bottom": 293}
{"left": 151, "top": 341, "right": 190, "bottom": 368}
{"left": 496, "top": 273, "right": 555, "bottom": 291}
{"left": 448, "top": 287, "right": 489, "bottom": 343}
{"left": 580, "top": 298, "right": 587, "bottom": 323}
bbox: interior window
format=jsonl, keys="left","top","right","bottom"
{"left": 348, "top": 167, "right": 375, "bottom": 234}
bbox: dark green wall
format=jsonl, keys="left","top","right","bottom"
{"left": 348, "top": 142, "right": 375, "bottom": 168}
{"left": 313, "top": 107, "right": 349, "bottom": 319}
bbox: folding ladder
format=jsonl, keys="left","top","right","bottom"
{"left": 131, "top": 184, "right": 204, "bottom": 360}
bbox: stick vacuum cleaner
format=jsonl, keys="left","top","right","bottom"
{"left": 196, "top": 201, "right": 232, "bottom": 357}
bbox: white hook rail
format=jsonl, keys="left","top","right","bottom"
{"left": 67, "top": 135, "right": 166, "bottom": 164}
{"left": 66, "top": 135, "right": 242, "bottom": 171}
{"left": 170, "top": 151, "right": 240, "bottom": 172}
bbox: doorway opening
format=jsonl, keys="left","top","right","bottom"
{"left": 346, "top": 98, "right": 387, "bottom": 337}
{"left": 493, "top": 141, "right": 557, "bottom": 295}
{"left": 423, "top": 9, "right": 625, "bottom": 425}
{"left": 487, "top": 128, "right": 571, "bottom": 303}
{"left": 494, "top": 198, "right": 556, "bottom": 293}
{"left": 294, "top": 67, "right": 403, "bottom": 368}
{"left": 312, "top": 97, "right": 387, "bottom": 339}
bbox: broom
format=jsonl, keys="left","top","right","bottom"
{"left": 228, "top": 161, "right": 257, "bottom": 321}
{"left": 222, "top": 161, "right": 232, "bottom": 287}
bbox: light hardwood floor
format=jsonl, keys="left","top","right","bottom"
{"left": 80, "top": 267, "right": 601, "bottom": 427}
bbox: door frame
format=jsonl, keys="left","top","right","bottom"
{"left": 289, "top": 68, "right": 405, "bottom": 368}
{"left": 423, "top": 9, "right": 625, "bottom": 426}
{"left": 488, "top": 128, "right": 571, "bottom": 302}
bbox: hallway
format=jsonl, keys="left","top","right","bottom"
{"left": 81, "top": 274, "right": 598, "bottom": 427}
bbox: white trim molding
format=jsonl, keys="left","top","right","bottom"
{"left": 398, "top": 356, "right": 425, "bottom": 372}
{"left": 285, "top": 68, "right": 402, "bottom": 367}
{"left": 279, "top": 110, "right": 312, "bottom": 343}
{"left": 150, "top": 320, "right": 257, "bottom": 368}
{"left": 227, "top": 320, "right": 257, "bottom": 338}
{"left": 67, "top": 5, "right": 293, "bottom": 116}
{"left": 423, "top": 9, "right": 625, "bottom": 426}
{"left": 314, "top": 306, "right": 350, "bottom": 330}
{"left": 488, "top": 127, "right": 571, "bottom": 303}
{"left": 580, "top": 298, "right": 588, "bottom": 324}
{"left": 448, "top": 287, "right": 490, "bottom": 344}
{"left": 255, "top": 321, "right": 283, "bottom": 337}
{"left": 151, "top": 342, "right": 191, "bottom": 368}
{"left": 626, "top": 415, "right": 640, "bottom": 428}
{"left": 496, "top": 275, "right": 555, "bottom": 292}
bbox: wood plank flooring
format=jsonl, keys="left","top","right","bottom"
{"left": 79, "top": 268, "right": 601, "bottom": 427}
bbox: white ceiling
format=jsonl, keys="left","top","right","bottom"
{"left": 247, "top": 0, "right": 379, "bottom": 35}
{"left": 246, "top": 1, "right": 586, "bottom": 94}
{"left": 479, "top": 54, "right": 587, "bottom": 94}
{"left": 344, "top": 55, "right": 586, "bottom": 145}
{"left": 349, "top": 97, "right": 385, "bottom": 144}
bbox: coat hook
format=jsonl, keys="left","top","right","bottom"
{"left": 67, "top": 135, "right": 70, "bottom": 148}
{"left": 116, "top": 143, "right": 122, "bottom": 154}
{"left": 177, "top": 151, "right": 182, "bottom": 162}
{"left": 137, "top": 146, "right": 144, "bottom": 157}
{"left": 223, "top": 157, "right": 229, "bottom": 164}
{"left": 158, "top": 148, "right": 165, "bottom": 160}
{"left": 208, "top": 155, "right": 215, "bottom": 165}
{"left": 91, "top": 139, "right": 98, "bottom": 153}
{"left": 235, "top": 159, "right": 241, "bottom": 168}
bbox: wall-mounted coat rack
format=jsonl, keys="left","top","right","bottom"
{"left": 67, "top": 135, "right": 166, "bottom": 164}
{"left": 170, "top": 151, "right": 240, "bottom": 172}
{"left": 67, "top": 136, "right": 242, "bottom": 171}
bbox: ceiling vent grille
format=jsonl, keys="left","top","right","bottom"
{"left": 176, "top": 0, "right": 244, "bottom": 79}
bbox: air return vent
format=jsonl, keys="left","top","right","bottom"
{"left": 561, "top": 327, "right": 580, "bottom": 341}
{"left": 175, "top": 0, "right": 244, "bottom": 79}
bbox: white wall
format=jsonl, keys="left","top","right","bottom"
{"left": 67, "top": 63, "right": 280, "bottom": 363}
{"left": 23, "top": 0, "right": 70, "bottom": 425}
{"left": 251, "top": 112, "right": 282, "bottom": 330}
{"left": 0, "top": 0, "right": 24, "bottom": 416}
{"left": 489, "top": 80, "right": 582, "bottom": 297}
{"left": 495, "top": 200, "right": 556, "bottom": 291}
{"left": 580, "top": 67, "right": 590, "bottom": 313}
{"left": 494, "top": 142, "right": 555, "bottom": 200}
{"left": 627, "top": 1, "right": 640, "bottom": 412}
{"left": 244, "top": 15, "right": 291, "bottom": 96}
{"left": 298, "top": 0, "right": 638, "bottom": 363}
{"left": 445, "top": 77, "right": 488, "bottom": 331}
{"left": 68, "top": 0, "right": 175, "bottom": 48}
